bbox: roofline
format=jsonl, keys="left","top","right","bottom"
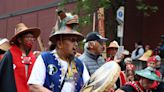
{"left": 0, "top": 0, "right": 76, "bottom": 19}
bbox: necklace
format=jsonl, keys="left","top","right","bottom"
{"left": 66, "top": 61, "right": 78, "bottom": 81}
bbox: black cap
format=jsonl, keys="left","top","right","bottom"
{"left": 84, "top": 32, "right": 108, "bottom": 42}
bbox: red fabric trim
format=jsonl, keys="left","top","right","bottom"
{"left": 119, "top": 71, "right": 127, "bottom": 86}
{"left": 150, "top": 70, "right": 160, "bottom": 89}
{"left": 126, "top": 81, "right": 144, "bottom": 92}
{"left": 0, "top": 54, "right": 4, "bottom": 61}
{"left": 10, "top": 45, "right": 36, "bottom": 92}
{"left": 155, "top": 70, "right": 161, "bottom": 77}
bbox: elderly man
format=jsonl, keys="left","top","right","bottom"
{"left": 78, "top": 32, "right": 108, "bottom": 75}
{"left": 28, "top": 12, "right": 90, "bottom": 92}
{"left": 0, "top": 23, "right": 40, "bottom": 92}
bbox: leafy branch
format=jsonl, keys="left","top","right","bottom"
{"left": 136, "top": 0, "right": 158, "bottom": 16}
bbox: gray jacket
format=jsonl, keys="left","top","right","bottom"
{"left": 78, "top": 50, "right": 105, "bottom": 75}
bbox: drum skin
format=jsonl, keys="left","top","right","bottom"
{"left": 81, "top": 61, "right": 121, "bottom": 92}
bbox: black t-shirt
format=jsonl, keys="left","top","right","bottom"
{"left": 120, "top": 85, "right": 138, "bottom": 92}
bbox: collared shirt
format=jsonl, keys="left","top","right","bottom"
{"left": 28, "top": 50, "right": 90, "bottom": 92}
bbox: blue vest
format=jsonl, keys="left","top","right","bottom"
{"left": 41, "top": 51, "right": 84, "bottom": 92}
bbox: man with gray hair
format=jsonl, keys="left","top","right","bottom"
{"left": 78, "top": 32, "right": 108, "bottom": 75}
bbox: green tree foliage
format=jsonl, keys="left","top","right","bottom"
{"left": 136, "top": 0, "right": 158, "bottom": 16}
{"left": 75, "top": 0, "right": 112, "bottom": 25}
{"left": 58, "top": 0, "right": 158, "bottom": 24}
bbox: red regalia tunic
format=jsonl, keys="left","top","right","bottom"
{"left": 150, "top": 70, "right": 161, "bottom": 89}
{"left": 10, "top": 45, "right": 36, "bottom": 92}
{"left": 126, "top": 81, "right": 145, "bottom": 92}
{"left": 119, "top": 71, "right": 127, "bottom": 86}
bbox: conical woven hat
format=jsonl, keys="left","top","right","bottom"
{"left": 10, "top": 23, "right": 40, "bottom": 44}
{"left": 107, "top": 41, "right": 119, "bottom": 48}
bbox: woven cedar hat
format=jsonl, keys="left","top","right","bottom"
{"left": 135, "top": 67, "right": 160, "bottom": 81}
{"left": 10, "top": 23, "right": 40, "bottom": 44}
{"left": 0, "top": 38, "right": 10, "bottom": 51}
{"left": 139, "top": 54, "right": 149, "bottom": 61}
{"left": 49, "top": 26, "right": 84, "bottom": 43}
{"left": 49, "top": 11, "right": 84, "bottom": 43}
{"left": 107, "top": 40, "right": 119, "bottom": 49}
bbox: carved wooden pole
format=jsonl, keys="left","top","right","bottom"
{"left": 97, "top": 8, "right": 107, "bottom": 59}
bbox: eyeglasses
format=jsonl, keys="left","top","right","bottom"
{"left": 23, "top": 35, "right": 35, "bottom": 40}
{"left": 62, "top": 38, "right": 77, "bottom": 42}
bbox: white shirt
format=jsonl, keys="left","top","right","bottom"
{"left": 28, "top": 50, "right": 90, "bottom": 92}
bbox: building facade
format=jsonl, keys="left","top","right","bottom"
{"left": 0, "top": 0, "right": 164, "bottom": 52}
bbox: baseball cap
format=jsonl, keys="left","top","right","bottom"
{"left": 84, "top": 32, "right": 108, "bottom": 42}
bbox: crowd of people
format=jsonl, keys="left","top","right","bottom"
{"left": 0, "top": 10, "right": 164, "bottom": 92}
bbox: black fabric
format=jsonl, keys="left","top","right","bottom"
{"left": 157, "top": 66, "right": 164, "bottom": 79}
{"left": 0, "top": 49, "right": 5, "bottom": 54}
{"left": 154, "top": 82, "right": 164, "bottom": 92}
{"left": 120, "top": 85, "right": 138, "bottom": 92}
{"left": 159, "top": 43, "right": 164, "bottom": 58}
{"left": 116, "top": 77, "right": 120, "bottom": 90}
{"left": 0, "top": 51, "right": 17, "bottom": 92}
{"left": 119, "top": 59, "right": 126, "bottom": 71}
{"left": 135, "top": 48, "right": 140, "bottom": 56}
{"left": 159, "top": 50, "right": 164, "bottom": 58}
{"left": 85, "top": 32, "right": 108, "bottom": 42}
